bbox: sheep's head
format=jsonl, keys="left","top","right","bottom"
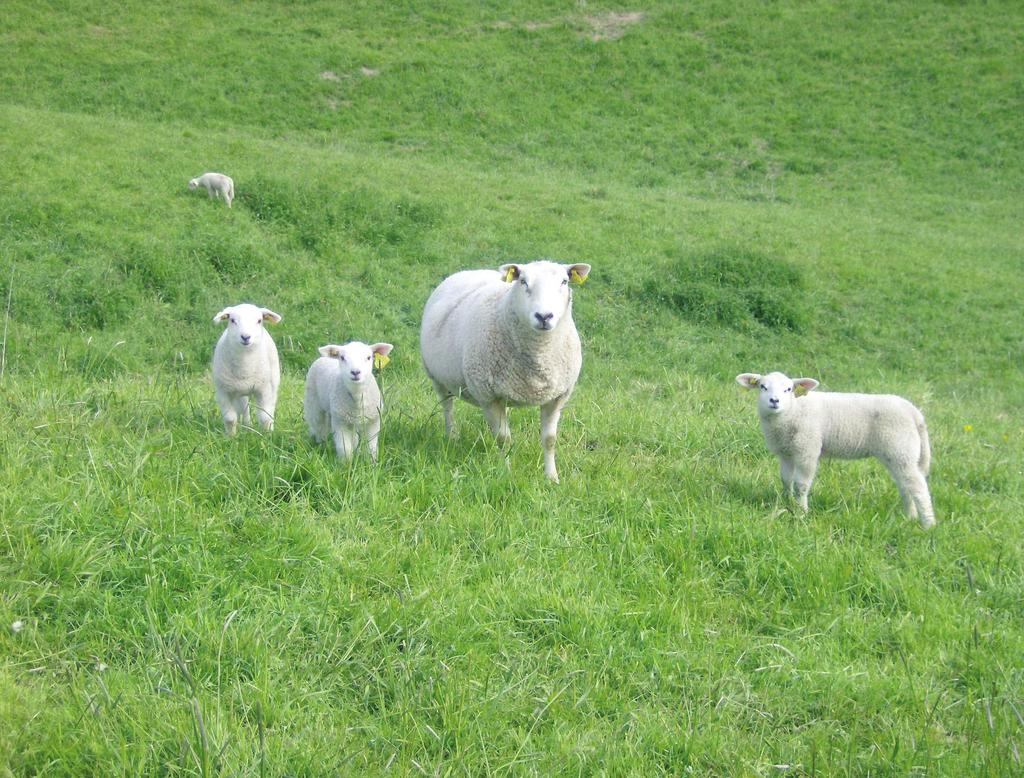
{"left": 214, "top": 304, "right": 281, "bottom": 348}
{"left": 319, "top": 341, "right": 394, "bottom": 385}
{"left": 736, "top": 371, "right": 818, "bottom": 415}
{"left": 188, "top": 178, "right": 199, "bottom": 190}
{"left": 498, "top": 260, "right": 591, "bottom": 334}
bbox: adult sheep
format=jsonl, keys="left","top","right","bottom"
{"left": 420, "top": 260, "right": 591, "bottom": 482}
{"left": 736, "top": 371, "right": 935, "bottom": 528}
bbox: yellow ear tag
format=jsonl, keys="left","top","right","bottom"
{"left": 748, "top": 377, "right": 760, "bottom": 388}
{"left": 504, "top": 267, "right": 516, "bottom": 283}
{"left": 794, "top": 385, "right": 807, "bottom": 397}
{"left": 373, "top": 353, "right": 390, "bottom": 370}
{"left": 570, "top": 268, "right": 587, "bottom": 284}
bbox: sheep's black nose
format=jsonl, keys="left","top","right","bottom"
{"left": 350, "top": 369, "right": 361, "bottom": 379}
{"left": 535, "top": 312, "right": 554, "bottom": 326}
{"left": 240, "top": 334, "right": 251, "bottom": 344}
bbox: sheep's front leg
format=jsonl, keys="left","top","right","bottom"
{"left": 482, "top": 401, "right": 510, "bottom": 447}
{"left": 790, "top": 455, "right": 819, "bottom": 513}
{"left": 216, "top": 389, "right": 241, "bottom": 436}
{"left": 333, "top": 426, "right": 358, "bottom": 462}
{"left": 779, "top": 457, "right": 795, "bottom": 498}
{"left": 366, "top": 418, "right": 381, "bottom": 463}
{"left": 540, "top": 396, "right": 567, "bottom": 483}
{"left": 251, "top": 389, "right": 275, "bottom": 432}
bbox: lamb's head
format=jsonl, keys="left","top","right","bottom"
{"left": 188, "top": 178, "right": 199, "bottom": 190}
{"left": 736, "top": 371, "right": 819, "bottom": 415}
{"left": 319, "top": 341, "right": 394, "bottom": 386}
{"left": 498, "top": 260, "right": 591, "bottom": 334}
{"left": 214, "top": 303, "right": 282, "bottom": 348}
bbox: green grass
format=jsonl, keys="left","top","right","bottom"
{"left": 1, "top": 1, "right": 1023, "bottom": 774}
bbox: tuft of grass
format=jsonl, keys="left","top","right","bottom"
{"left": 640, "top": 247, "right": 810, "bottom": 331}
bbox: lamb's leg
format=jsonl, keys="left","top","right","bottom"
{"left": 887, "top": 461, "right": 935, "bottom": 529}
{"left": 333, "top": 426, "right": 358, "bottom": 461}
{"left": 482, "top": 401, "right": 510, "bottom": 447}
{"left": 779, "top": 457, "right": 795, "bottom": 498}
{"left": 790, "top": 455, "right": 819, "bottom": 513}
{"left": 216, "top": 389, "right": 239, "bottom": 436}
{"left": 366, "top": 418, "right": 381, "bottom": 463}
{"left": 540, "top": 396, "right": 567, "bottom": 483}
{"left": 251, "top": 389, "right": 275, "bottom": 432}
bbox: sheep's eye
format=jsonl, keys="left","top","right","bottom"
{"left": 785, "top": 387, "right": 792, "bottom": 393}
{"left": 562, "top": 278, "right": 569, "bottom": 286}
{"left": 339, "top": 355, "right": 346, "bottom": 362}
{"left": 366, "top": 355, "right": 372, "bottom": 361}
{"left": 520, "top": 279, "right": 528, "bottom": 287}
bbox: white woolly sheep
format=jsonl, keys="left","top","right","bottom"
{"left": 736, "top": 371, "right": 935, "bottom": 528}
{"left": 189, "top": 172, "right": 234, "bottom": 207}
{"left": 420, "top": 260, "right": 591, "bottom": 482}
{"left": 212, "top": 303, "right": 282, "bottom": 435}
{"left": 304, "top": 341, "right": 394, "bottom": 462}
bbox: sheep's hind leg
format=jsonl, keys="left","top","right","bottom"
{"left": 432, "top": 381, "right": 456, "bottom": 438}
{"left": 887, "top": 461, "right": 936, "bottom": 529}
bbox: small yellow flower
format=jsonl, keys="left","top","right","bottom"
{"left": 963, "top": 424, "right": 973, "bottom": 432}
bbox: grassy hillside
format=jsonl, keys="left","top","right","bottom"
{"left": 1, "top": 1, "right": 1022, "bottom": 775}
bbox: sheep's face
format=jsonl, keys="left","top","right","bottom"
{"left": 319, "top": 341, "right": 394, "bottom": 385}
{"left": 188, "top": 179, "right": 199, "bottom": 190}
{"left": 214, "top": 303, "right": 282, "bottom": 348}
{"left": 498, "top": 261, "right": 591, "bottom": 333}
{"left": 736, "top": 371, "right": 819, "bottom": 415}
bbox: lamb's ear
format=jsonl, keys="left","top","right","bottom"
{"left": 566, "top": 263, "right": 591, "bottom": 284}
{"left": 793, "top": 378, "right": 819, "bottom": 396}
{"left": 736, "top": 373, "right": 762, "bottom": 389}
{"left": 213, "top": 307, "right": 232, "bottom": 324}
{"left": 261, "top": 308, "right": 282, "bottom": 324}
{"left": 499, "top": 263, "right": 522, "bottom": 283}
{"left": 319, "top": 345, "right": 342, "bottom": 358}
{"left": 371, "top": 343, "right": 393, "bottom": 370}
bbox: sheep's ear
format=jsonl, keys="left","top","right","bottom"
{"left": 213, "top": 308, "right": 232, "bottom": 324}
{"left": 736, "top": 373, "right": 762, "bottom": 389}
{"left": 319, "top": 345, "right": 342, "bottom": 358}
{"left": 261, "top": 308, "right": 282, "bottom": 324}
{"left": 567, "top": 263, "right": 591, "bottom": 284}
{"left": 793, "top": 378, "right": 819, "bottom": 396}
{"left": 371, "top": 343, "right": 393, "bottom": 370}
{"left": 499, "top": 263, "right": 522, "bottom": 283}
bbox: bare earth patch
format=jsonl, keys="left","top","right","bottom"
{"left": 319, "top": 70, "right": 341, "bottom": 81}
{"left": 585, "top": 11, "right": 645, "bottom": 41}
{"left": 360, "top": 67, "right": 379, "bottom": 77}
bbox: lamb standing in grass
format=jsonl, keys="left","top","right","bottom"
{"left": 212, "top": 304, "right": 281, "bottom": 435}
{"left": 189, "top": 172, "right": 235, "bottom": 207}
{"left": 420, "top": 260, "right": 591, "bottom": 482}
{"left": 736, "top": 371, "right": 935, "bottom": 528}
{"left": 304, "top": 341, "right": 394, "bottom": 462}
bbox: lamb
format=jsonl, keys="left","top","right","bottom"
{"left": 212, "top": 304, "right": 282, "bottom": 435}
{"left": 736, "top": 371, "right": 935, "bottom": 528}
{"left": 188, "top": 172, "right": 235, "bottom": 207}
{"left": 304, "top": 341, "right": 394, "bottom": 462}
{"left": 420, "top": 259, "right": 591, "bottom": 482}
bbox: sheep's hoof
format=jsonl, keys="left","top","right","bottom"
{"left": 919, "top": 516, "right": 936, "bottom": 530}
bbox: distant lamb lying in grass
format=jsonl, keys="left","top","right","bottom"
{"left": 213, "top": 303, "right": 281, "bottom": 435}
{"left": 189, "top": 172, "right": 234, "bottom": 207}
{"left": 304, "top": 341, "right": 394, "bottom": 462}
{"left": 736, "top": 371, "right": 935, "bottom": 528}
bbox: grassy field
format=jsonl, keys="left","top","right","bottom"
{"left": 1, "top": 1, "right": 1023, "bottom": 774}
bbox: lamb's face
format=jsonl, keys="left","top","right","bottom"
{"left": 736, "top": 371, "right": 819, "bottom": 415}
{"left": 214, "top": 303, "right": 281, "bottom": 348}
{"left": 319, "top": 341, "right": 394, "bottom": 385}
{"left": 499, "top": 261, "right": 591, "bottom": 333}
{"left": 188, "top": 179, "right": 199, "bottom": 190}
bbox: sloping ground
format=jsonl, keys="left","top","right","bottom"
{"left": 0, "top": 1, "right": 1022, "bottom": 774}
